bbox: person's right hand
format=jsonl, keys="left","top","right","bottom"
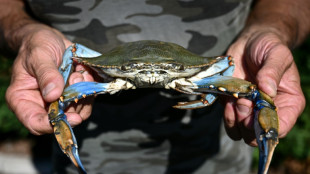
{"left": 5, "top": 24, "right": 94, "bottom": 135}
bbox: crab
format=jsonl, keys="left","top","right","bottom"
{"left": 48, "top": 40, "right": 279, "bottom": 174}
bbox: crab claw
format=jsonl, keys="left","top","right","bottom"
{"left": 175, "top": 75, "right": 279, "bottom": 174}
{"left": 254, "top": 91, "right": 279, "bottom": 174}
{"left": 48, "top": 101, "right": 87, "bottom": 174}
{"left": 54, "top": 116, "right": 86, "bottom": 174}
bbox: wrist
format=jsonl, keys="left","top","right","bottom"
{"left": 243, "top": 17, "right": 296, "bottom": 49}
{"left": 239, "top": 26, "right": 285, "bottom": 46}
{"left": 10, "top": 23, "right": 70, "bottom": 51}
{"left": 245, "top": 0, "right": 310, "bottom": 48}
{"left": 242, "top": 0, "right": 310, "bottom": 49}
{"left": 0, "top": 0, "right": 69, "bottom": 51}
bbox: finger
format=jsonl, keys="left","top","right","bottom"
{"left": 6, "top": 87, "right": 53, "bottom": 135}
{"left": 65, "top": 112, "right": 84, "bottom": 127}
{"left": 235, "top": 98, "right": 253, "bottom": 130}
{"left": 76, "top": 97, "right": 94, "bottom": 120}
{"left": 223, "top": 99, "right": 242, "bottom": 140}
{"left": 235, "top": 99, "right": 256, "bottom": 146}
{"left": 66, "top": 71, "right": 94, "bottom": 122}
{"left": 26, "top": 48, "right": 65, "bottom": 102}
{"left": 230, "top": 99, "right": 256, "bottom": 146}
{"left": 75, "top": 64, "right": 95, "bottom": 82}
{"left": 239, "top": 123, "right": 257, "bottom": 146}
{"left": 66, "top": 97, "right": 94, "bottom": 123}
{"left": 256, "top": 45, "right": 293, "bottom": 97}
{"left": 274, "top": 65, "right": 305, "bottom": 137}
{"left": 69, "top": 71, "right": 85, "bottom": 85}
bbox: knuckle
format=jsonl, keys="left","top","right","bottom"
{"left": 5, "top": 85, "right": 20, "bottom": 112}
{"left": 27, "top": 113, "right": 52, "bottom": 135}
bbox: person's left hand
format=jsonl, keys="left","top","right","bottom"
{"left": 224, "top": 28, "right": 305, "bottom": 146}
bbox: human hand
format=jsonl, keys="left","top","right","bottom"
{"left": 5, "top": 24, "right": 94, "bottom": 135}
{"left": 224, "top": 28, "right": 306, "bottom": 146}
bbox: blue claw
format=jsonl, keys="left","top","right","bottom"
{"left": 48, "top": 103, "right": 86, "bottom": 174}
{"left": 254, "top": 91, "right": 279, "bottom": 174}
{"left": 48, "top": 44, "right": 103, "bottom": 174}
{"left": 59, "top": 43, "right": 102, "bottom": 86}
{"left": 62, "top": 82, "right": 110, "bottom": 103}
{"left": 71, "top": 145, "right": 87, "bottom": 174}
{"left": 178, "top": 76, "right": 279, "bottom": 174}
{"left": 51, "top": 80, "right": 120, "bottom": 173}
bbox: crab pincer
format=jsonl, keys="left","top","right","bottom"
{"left": 254, "top": 90, "right": 279, "bottom": 174}
{"left": 173, "top": 76, "right": 279, "bottom": 174}
{"left": 48, "top": 101, "right": 86, "bottom": 174}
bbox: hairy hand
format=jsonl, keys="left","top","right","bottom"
{"left": 225, "top": 29, "right": 305, "bottom": 146}
{"left": 5, "top": 24, "right": 94, "bottom": 135}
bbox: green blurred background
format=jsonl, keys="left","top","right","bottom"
{"left": 0, "top": 38, "right": 309, "bottom": 173}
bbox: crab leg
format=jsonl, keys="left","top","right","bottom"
{"left": 174, "top": 93, "right": 218, "bottom": 109}
{"left": 175, "top": 76, "right": 279, "bottom": 174}
{"left": 48, "top": 43, "right": 102, "bottom": 174}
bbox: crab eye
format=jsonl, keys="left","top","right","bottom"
{"left": 179, "top": 65, "right": 185, "bottom": 70}
{"left": 121, "top": 65, "right": 127, "bottom": 71}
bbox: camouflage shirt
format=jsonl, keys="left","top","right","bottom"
{"left": 27, "top": 0, "right": 253, "bottom": 174}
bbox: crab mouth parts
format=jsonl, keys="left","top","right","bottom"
{"left": 101, "top": 63, "right": 204, "bottom": 88}
{"left": 135, "top": 70, "right": 169, "bottom": 87}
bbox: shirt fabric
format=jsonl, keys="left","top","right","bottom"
{"left": 27, "top": 0, "right": 253, "bottom": 173}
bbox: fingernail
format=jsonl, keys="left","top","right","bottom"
{"left": 73, "top": 77, "right": 83, "bottom": 84}
{"left": 43, "top": 83, "right": 56, "bottom": 96}
{"left": 236, "top": 104, "right": 251, "bottom": 116}
{"left": 267, "top": 79, "right": 277, "bottom": 97}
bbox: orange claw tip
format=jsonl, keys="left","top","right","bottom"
{"left": 71, "top": 45, "right": 77, "bottom": 52}
{"left": 232, "top": 93, "right": 239, "bottom": 98}
{"left": 218, "top": 87, "right": 226, "bottom": 92}
{"left": 203, "top": 100, "right": 209, "bottom": 105}
{"left": 249, "top": 85, "right": 256, "bottom": 90}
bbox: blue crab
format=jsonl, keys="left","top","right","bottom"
{"left": 48, "top": 40, "right": 279, "bottom": 174}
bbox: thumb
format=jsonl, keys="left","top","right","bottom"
{"left": 255, "top": 45, "right": 293, "bottom": 97}
{"left": 30, "top": 50, "right": 65, "bottom": 102}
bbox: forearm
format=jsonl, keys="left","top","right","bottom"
{"left": 0, "top": 0, "right": 65, "bottom": 51}
{"left": 0, "top": 0, "right": 36, "bottom": 50}
{"left": 244, "top": 0, "right": 310, "bottom": 48}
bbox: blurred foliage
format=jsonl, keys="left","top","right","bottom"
{"left": 0, "top": 54, "right": 29, "bottom": 137}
